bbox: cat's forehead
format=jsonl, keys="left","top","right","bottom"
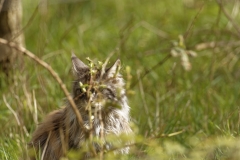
{"left": 75, "top": 68, "right": 121, "bottom": 85}
{"left": 72, "top": 56, "right": 123, "bottom": 86}
{"left": 75, "top": 69, "right": 103, "bottom": 83}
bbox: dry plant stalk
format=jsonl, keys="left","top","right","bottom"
{"left": 216, "top": 0, "right": 240, "bottom": 38}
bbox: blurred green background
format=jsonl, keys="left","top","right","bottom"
{"left": 1, "top": 0, "right": 240, "bottom": 159}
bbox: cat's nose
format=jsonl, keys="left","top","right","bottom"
{"left": 91, "top": 102, "right": 102, "bottom": 110}
{"left": 89, "top": 92, "right": 97, "bottom": 102}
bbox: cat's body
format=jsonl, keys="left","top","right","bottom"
{"left": 29, "top": 55, "right": 132, "bottom": 160}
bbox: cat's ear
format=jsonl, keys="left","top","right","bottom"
{"left": 106, "top": 59, "right": 121, "bottom": 78}
{"left": 71, "top": 53, "right": 88, "bottom": 75}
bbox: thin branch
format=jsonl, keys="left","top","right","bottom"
{"left": 0, "top": 38, "right": 88, "bottom": 133}
{"left": 216, "top": 0, "right": 240, "bottom": 38}
{"left": 130, "top": 54, "right": 171, "bottom": 88}
{"left": 100, "top": 51, "right": 114, "bottom": 79}
{"left": 194, "top": 40, "right": 240, "bottom": 50}
{"left": 3, "top": 94, "right": 30, "bottom": 137}
{"left": 184, "top": 4, "right": 204, "bottom": 40}
{"left": 3, "top": 95, "right": 21, "bottom": 126}
{"left": 11, "top": 1, "right": 39, "bottom": 41}
{"left": 107, "top": 130, "right": 185, "bottom": 153}
{"left": 139, "top": 21, "right": 168, "bottom": 39}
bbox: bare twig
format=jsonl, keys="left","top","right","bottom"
{"left": 118, "top": 20, "right": 168, "bottom": 53}
{"left": 100, "top": 51, "right": 114, "bottom": 79}
{"left": 124, "top": 21, "right": 168, "bottom": 40}
{"left": 191, "top": 28, "right": 240, "bottom": 39}
{"left": 3, "top": 95, "right": 21, "bottom": 126}
{"left": 130, "top": 54, "right": 171, "bottom": 88}
{"left": 3, "top": 94, "right": 30, "bottom": 137}
{"left": 194, "top": 40, "right": 240, "bottom": 50}
{"left": 11, "top": 1, "right": 39, "bottom": 41}
{"left": 107, "top": 130, "right": 185, "bottom": 153}
{"left": 184, "top": 4, "right": 204, "bottom": 40}
{"left": 139, "top": 21, "right": 168, "bottom": 39}
{"left": 59, "top": 22, "right": 85, "bottom": 45}
{"left": 86, "top": 61, "right": 97, "bottom": 157}
{"left": 0, "top": 38, "right": 88, "bottom": 133}
{"left": 216, "top": 0, "right": 240, "bottom": 38}
{"left": 226, "top": 0, "right": 240, "bottom": 29}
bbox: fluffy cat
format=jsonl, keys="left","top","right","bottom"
{"left": 29, "top": 54, "right": 132, "bottom": 160}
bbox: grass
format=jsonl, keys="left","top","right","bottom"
{"left": 1, "top": 0, "right": 240, "bottom": 159}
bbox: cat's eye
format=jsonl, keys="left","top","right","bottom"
{"left": 75, "top": 88, "right": 83, "bottom": 96}
{"left": 75, "top": 87, "right": 96, "bottom": 98}
{"left": 102, "top": 88, "right": 115, "bottom": 98}
{"left": 90, "top": 88, "right": 96, "bottom": 93}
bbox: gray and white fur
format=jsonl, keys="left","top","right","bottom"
{"left": 29, "top": 54, "right": 132, "bottom": 160}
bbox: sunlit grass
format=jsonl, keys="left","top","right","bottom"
{"left": 1, "top": 0, "right": 240, "bottom": 159}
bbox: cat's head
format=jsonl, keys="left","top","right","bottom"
{"left": 71, "top": 54, "right": 126, "bottom": 115}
